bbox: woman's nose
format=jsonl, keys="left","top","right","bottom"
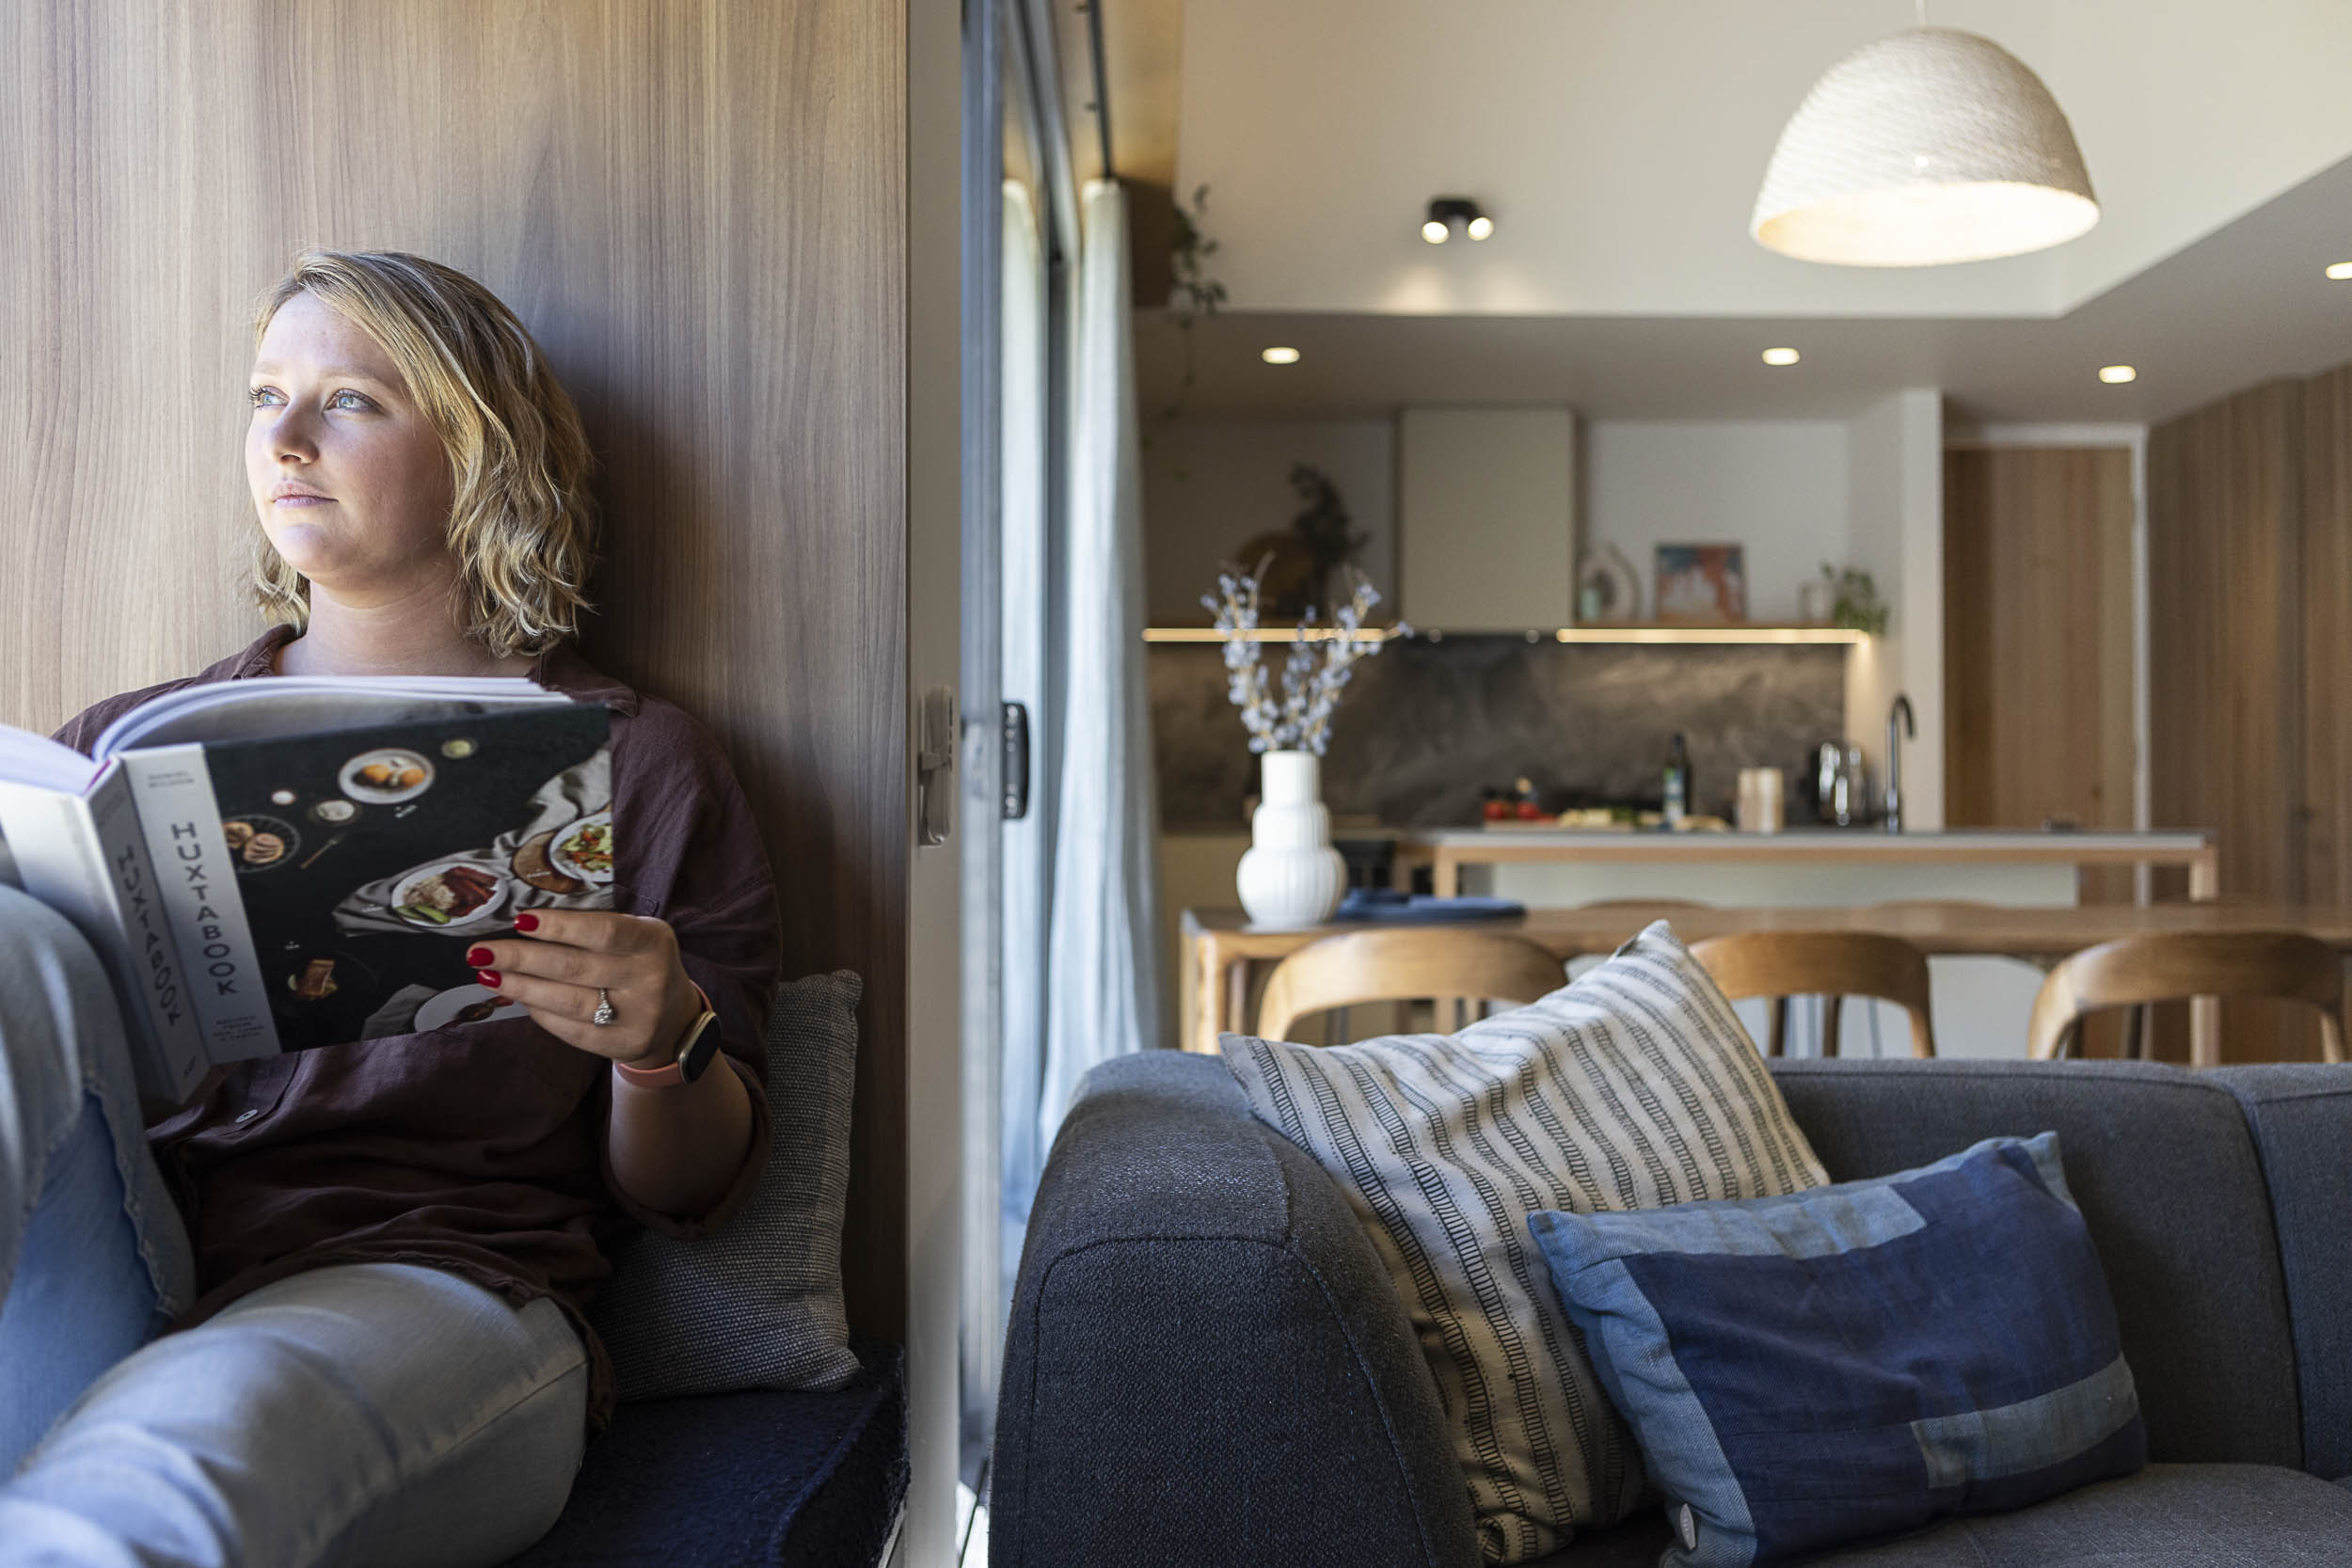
{"left": 271, "top": 406, "right": 320, "bottom": 463}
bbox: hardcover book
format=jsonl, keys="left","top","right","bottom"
{"left": 0, "top": 676, "right": 612, "bottom": 1101}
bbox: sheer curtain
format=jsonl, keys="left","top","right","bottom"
{"left": 1035, "top": 178, "right": 1162, "bottom": 1159}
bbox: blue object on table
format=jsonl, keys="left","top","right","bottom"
{"left": 1333, "top": 888, "right": 1526, "bottom": 922}
{"left": 1526, "top": 1133, "right": 2145, "bottom": 1567}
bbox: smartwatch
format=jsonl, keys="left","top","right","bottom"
{"left": 614, "top": 990, "right": 723, "bottom": 1087}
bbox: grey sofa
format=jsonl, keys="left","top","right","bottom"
{"left": 993, "top": 1052, "right": 2352, "bottom": 1566}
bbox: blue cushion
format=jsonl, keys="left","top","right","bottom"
{"left": 1527, "top": 1134, "right": 2145, "bottom": 1567}
{"left": 502, "top": 1342, "right": 905, "bottom": 1567}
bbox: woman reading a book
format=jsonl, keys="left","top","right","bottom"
{"left": 0, "top": 252, "right": 779, "bottom": 1565}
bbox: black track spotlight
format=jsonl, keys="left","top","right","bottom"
{"left": 1422, "top": 196, "right": 1493, "bottom": 245}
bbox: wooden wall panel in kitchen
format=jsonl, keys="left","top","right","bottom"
{"left": 1943, "top": 448, "right": 2135, "bottom": 838}
{"left": 0, "top": 0, "right": 914, "bottom": 1331}
{"left": 2302, "top": 366, "right": 2352, "bottom": 913}
{"left": 2148, "top": 377, "right": 2310, "bottom": 1061}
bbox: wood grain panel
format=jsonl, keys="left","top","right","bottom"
{"left": 1944, "top": 445, "right": 2137, "bottom": 1055}
{"left": 1943, "top": 448, "right": 2136, "bottom": 835}
{"left": 2304, "top": 366, "right": 2352, "bottom": 914}
{"left": 2148, "top": 379, "right": 2309, "bottom": 1061}
{"left": 0, "top": 1, "right": 913, "bottom": 1330}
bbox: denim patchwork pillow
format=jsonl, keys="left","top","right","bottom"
{"left": 1528, "top": 1133, "right": 2145, "bottom": 1567}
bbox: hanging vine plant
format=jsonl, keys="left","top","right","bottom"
{"left": 1161, "top": 182, "right": 1228, "bottom": 424}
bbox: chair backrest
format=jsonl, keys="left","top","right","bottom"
{"left": 2028, "top": 930, "right": 2348, "bottom": 1063}
{"left": 1689, "top": 930, "right": 1936, "bottom": 1058}
{"left": 1254, "top": 929, "right": 1566, "bottom": 1043}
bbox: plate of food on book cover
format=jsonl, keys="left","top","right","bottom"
{"left": 413, "top": 983, "right": 524, "bottom": 1033}
{"left": 269, "top": 948, "right": 377, "bottom": 1028}
{"left": 548, "top": 810, "right": 613, "bottom": 886}
{"left": 339, "top": 748, "right": 437, "bottom": 804}
{"left": 222, "top": 813, "right": 300, "bottom": 872}
{"left": 510, "top": 830, "right": 586, "bottom": 895}
{"left": 389, "top": 861, "right": 508, "bottom": 930}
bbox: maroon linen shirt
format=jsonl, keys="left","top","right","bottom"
{"left": 56, "top": 626, "right": 778, "bottom": 1425}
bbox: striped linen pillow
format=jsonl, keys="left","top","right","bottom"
{"left": 1220, "top": 922, "right": 1827, "bottom": 1563}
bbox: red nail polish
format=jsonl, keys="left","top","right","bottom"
{"left": 466, "top": 947, "right": 493, "bottom": 968}
{"left": 515, "top": 913, "right": 540, "bottom": 933}
{"left": 477, "top": 969, "right": 502, "bottom": 989}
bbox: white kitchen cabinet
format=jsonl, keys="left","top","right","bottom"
{"left": 1397, "top": 407, "right": 1577, "bottom": 631}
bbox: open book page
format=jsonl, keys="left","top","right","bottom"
{"left": 92, "top": 675, "right": 567, "bottom": 757}
{"left": 0, "top": 724, "right": 104, "bottom": 794}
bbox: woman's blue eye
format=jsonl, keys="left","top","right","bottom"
{"left": 328, "top": 389, "right": 373, "bottom": 411}
{"left": 247, "top": 387, "right": 282, "bottom": 408}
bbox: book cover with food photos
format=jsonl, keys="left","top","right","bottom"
{"left": 186, "top": 702, "right": 612, "bottom": 1052}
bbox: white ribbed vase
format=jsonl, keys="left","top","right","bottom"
{"left": 1237, "top": 750, "right": 1347, "bottom": 928}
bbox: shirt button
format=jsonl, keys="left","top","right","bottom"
{"left": 234, "top": 1109, "right": 261, "bottom": 1125}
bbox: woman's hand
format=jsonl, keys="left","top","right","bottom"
{"left": 466, "top": 910, "right": 703, "bottom": 1069}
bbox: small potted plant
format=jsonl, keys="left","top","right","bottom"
{"left": 1204, "top": 561, "right": 1399, "bottom": 927}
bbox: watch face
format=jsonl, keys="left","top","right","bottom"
{"left": 678, "top": 1013, "right": 723, "bottom": 1083}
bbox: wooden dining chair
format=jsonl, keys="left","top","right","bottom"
{"left": 2027, "top": 930, "right": 2349, "bottom": 1063}
{"left": 1689, "top": 931, "right": 1937, "bottom": 1058}
{"left": 1254, "top": 929, "right": 1568, "bottom": 1043}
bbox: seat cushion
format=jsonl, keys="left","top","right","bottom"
{"left": 503, "top": 1344, "right": 906, "bottom": 1568}
{"left": 1221, "top": 922, "right": 1828, "bottom": 1562}
{"left": 1530, "top": 1134, "right": 2144, "bottom": 1566}
{"left": 1543, "top": 1465, "right": 2352, "bottom": 1565}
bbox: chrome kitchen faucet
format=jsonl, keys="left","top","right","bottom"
{"left": 1885, "top": 694, "right": 1915, "bottom": 833}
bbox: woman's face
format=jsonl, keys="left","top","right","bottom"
{"left": 246, "top": 291, "right": 455, "bottom": 600}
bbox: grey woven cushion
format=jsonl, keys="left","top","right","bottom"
{"left": 592, "top": 971, "right": 864, "bottom": 1399}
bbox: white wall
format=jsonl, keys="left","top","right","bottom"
{"left": 1172, "top": 0, "right": 2352, "bottom": 321}
{"left": 1842, "top": 389, "right": 1945, "bottom": 830}
{"left": 1142, "top": 419, "right": 1396, "bottom": 623}
{"left": 1581, "top": 420, "right": 1849, "bottom": 623}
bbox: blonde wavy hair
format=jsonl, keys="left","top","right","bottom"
{"left": 248, "top": 249, "right": 597, "bottom": 659}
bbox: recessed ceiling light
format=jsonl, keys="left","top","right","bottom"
{"left": 2098, "top": 364, "right": 2137, "bottom": 384}
{"left": 1261, "top": 346, "right": 1301, "bottom": 366}
{"left": 2327, "top": 261, "right": 2352, "bottom": 280}
{"left": 1761, "top": 346, "right": 1801, "bottom": 366}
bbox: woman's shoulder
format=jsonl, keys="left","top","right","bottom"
{"left": 537, "top": 646, "right": 749, "bottom": 795}
{"left": 53, "top": 629, "right": 292, "bottom": 753}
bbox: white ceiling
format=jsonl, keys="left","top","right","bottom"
{"left": 1144, "top": 0, "right": 2352, "bottom": 422}
{"left": 1171, "top": 0, "right": 2352, "bottom": 320}
{"left": 1136, "top": 150, "right": 2352, "bottom": 423}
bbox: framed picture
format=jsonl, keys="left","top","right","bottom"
{"left": 1655, "top": 543, "right": 1747, "bottom": 624}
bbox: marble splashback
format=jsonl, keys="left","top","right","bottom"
{"left": 1152, "top": 638, "right": 1850, "bottom": 831}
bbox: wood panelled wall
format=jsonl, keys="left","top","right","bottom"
{"left": 0, "top": 3, "right": 914, "bottom": 1329}
{"left": 2149, "top": 369, "right": 2350, "bottom": 1062}
{"left": 1944, "top": 448, "right": 2137, "bottom": 838}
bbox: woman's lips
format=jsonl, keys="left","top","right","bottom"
{"left": 272, "top": 495, "right": 334, "bottom": 506}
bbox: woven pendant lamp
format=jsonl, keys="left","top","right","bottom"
{"left": 1752, "top": 27, "right": 2097, "bottom": 266}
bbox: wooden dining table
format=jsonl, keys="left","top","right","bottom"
{"left": 1181, "top": 901, "right": 2352, "bottom": 1066}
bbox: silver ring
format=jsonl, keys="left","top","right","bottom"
{"left": 593, "top": 989, "right": 617, "bottom": 1027}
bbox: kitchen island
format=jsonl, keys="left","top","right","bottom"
{"left": 1402, "top": 827, "right": 2217, "bottom": 902}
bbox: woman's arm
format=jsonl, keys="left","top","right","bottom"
{"left": 469, "top": 909, "right": 754, "bottom": 1219}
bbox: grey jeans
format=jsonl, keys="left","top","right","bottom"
{"left": 0, "top": 884, "right": 589, "bottom": 1567}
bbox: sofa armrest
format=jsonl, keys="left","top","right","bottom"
{"left": 991, "top": 1051, "right": 1476, "bottom": 1568}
